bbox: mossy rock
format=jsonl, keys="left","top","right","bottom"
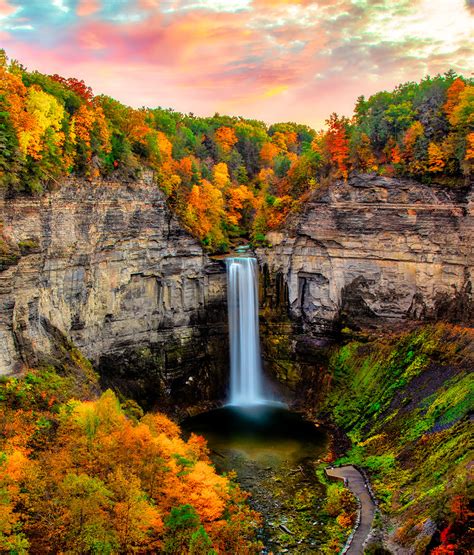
{"left": 0, "top": 238, "right": 20, "bottom": 270}
{"left": 18, "top": 238, "right": 40, "bottom": 255}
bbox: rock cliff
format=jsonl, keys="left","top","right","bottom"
{"left": 257, "top": 175, "right": 473, "bottom": 391}
{"left": 0, "top": 173, "right": 227, "bottom": 407}
{"left": 259, "top": 174, "right": 473, "bottom": 334}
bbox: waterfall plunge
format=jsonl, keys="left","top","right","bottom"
{"left": 226, "top": 257, "right": 266, "bottom": 406}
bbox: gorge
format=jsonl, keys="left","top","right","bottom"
{"left": 1, "top": 171, "right": 472, "bottom": 553}
{"left": 0, "top": 55, "right": 473, "bottom": 555}
{"left": 2, "top": 173, "right": 471, "bottom": 402}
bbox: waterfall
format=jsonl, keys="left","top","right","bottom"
{"left": 226, "top": 257, "right": 265, "bottom": 406}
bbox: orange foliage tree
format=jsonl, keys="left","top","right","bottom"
{"left": 325, "top": 113, "right": 350, "bottom": 178}
{"left": 215, "top": 126, "right": 238, "bottom": 153}
{"left": 0, "top": 378, "right": 262, "bottom": 554}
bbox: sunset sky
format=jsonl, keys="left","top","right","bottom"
{"left": 1, "top": 0, "right": 473, "bottom": 128}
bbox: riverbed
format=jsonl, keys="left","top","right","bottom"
{"left": 183, "top": 404, "right": 331, "bottom": 554}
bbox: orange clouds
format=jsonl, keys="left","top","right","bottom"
{"left": 77, "top": 0, "right": 101, "bottom": 17}
{"left": 252, "top": 0, "right": 316, "bottom": 5}
{"left": 0, "top": 0, "right": 15, "bottom": 17}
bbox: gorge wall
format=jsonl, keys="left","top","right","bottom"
{"left": 1, "top": 172, "right": 472, "bottom": 407}
{"left": 0, "top": 173, "right": 228, "bottom": 407}
{"left": 257, "top": 174, "right": 473, "bottom": 392}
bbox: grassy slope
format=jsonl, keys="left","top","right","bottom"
{"left": 319, "top": 323, "right": 473, "bottom": 553}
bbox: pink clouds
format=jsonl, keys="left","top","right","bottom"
{"left": 0, "top": 0, "right": 15, "bottom": 17}
{"left": 76, "top": 0, "right": 101, "bottom": 17}
{"left": 1, "top": 0, "right": 472, "bottom": 128}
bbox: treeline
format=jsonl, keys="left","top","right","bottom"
{"left": 1, "top": 50, "right": 472, "bottom": 251}
{"left": 0, "top": 367, "right": 262, "bottom": 553}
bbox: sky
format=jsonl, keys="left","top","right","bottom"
{"left": 0, "top": 0, "right": 473, "bottom": 129}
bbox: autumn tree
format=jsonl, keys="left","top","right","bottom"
{"left": 185, "top": 179, "right": 226, "bottom": 250}
{"left": 260, "top": 141, "right": 279, "bottom": 166}
{"left": 51, "top": 74, "right": 94, "bottom": 103}
{"left": 215, "top": 125, "right": 238, "bottom": 154}
{"left": 428, "top": 142, "right": 446, "bottom": 173}
{"left": 325, "top": 113, "right": 351, "bottom": 178}
{"left": 444, "top": 78, "right": 466, "bottom": 124}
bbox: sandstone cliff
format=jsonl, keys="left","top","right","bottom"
{"left": 0, "top": 173, "right": 227, "bottom": 406}
{"left": 257, "top": 175, "right": 473, "bottom": 394}
{"left": 259, "top": 174, "right": 473, "bottom": 335}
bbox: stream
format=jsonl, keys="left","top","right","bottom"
{"left": 183, "top": 404, "right": 330, "bottom": 554}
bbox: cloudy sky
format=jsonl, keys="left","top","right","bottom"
{"left": 1, "top": 0, "right": 473, "bottom": 128}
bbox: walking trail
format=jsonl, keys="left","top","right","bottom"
{"left": 326, "top": 465, "right": 376, "bottom": 555}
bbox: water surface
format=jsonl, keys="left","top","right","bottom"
{"left": 184, "top": 405, "right": 330, "bottom": 553}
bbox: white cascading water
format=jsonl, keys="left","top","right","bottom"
{"left": 226, "top": 257, "right": 265, "bottom": 406}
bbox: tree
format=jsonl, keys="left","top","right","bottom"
{"left": 227, "top": 185, "right": 256, "bottom": 226}
{"left": 54, "top": 473, "right": 117, "bottom": 553}
{"left": 184, "top": 179, "right": 226, "bottom": 249}
{"left": 463, "top": 132, "right": 474, "bottom": 174}
{"left": 24, "top": 87, "right": 65, "bottom": 158}
{"left": 403, "top": 121, "right": 428, "bottom": 174}
{"left": 352, "top": 132, "right": 377, "bottom": 172}
{"left": 163, "top": 504, "right": 200, "bottom": 554}
{"left": 109, "top": 467, "right": 162, "bottom": 552}
{"left": 260, "top": 141, "right": 279, "bottom": 166}
{"left": 212, "top": 162, "right": 230, "bottom": 190}
{"left": 428, "top": 142, "right": 445, "bottom": 173}
{"left": 234, "top": 122, "right": 267, "bottom": 176}
{"left": 189, "top": 525, "right": 215, "bottom": 555}
{"left": 51, "top": 74, "right": 94, "bottom": 103}
{"left": 325, "top": 113, "right": 350, "bottom": 178}
{"left": 214, "top": 126, "right": 237, "bottom": 154}
{"left": 444, "top": 78, "right": 466, "bottom": 124}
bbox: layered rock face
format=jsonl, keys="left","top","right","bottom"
{"left": 0, "top": 174, "right": 227, "bottom": 406}
{"left": 257, "top": 175, "right": 473, "bottom": 394}
{"left": 259, "top": 175, "right": 473, "bottom": 336}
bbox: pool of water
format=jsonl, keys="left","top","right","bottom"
{"left": 185, "top": 404, "right": 327, "bottom": 467}
{"left": 183, "top": 404, "right": 330, "bottom": 553}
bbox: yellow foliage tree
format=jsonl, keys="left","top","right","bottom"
{"left": 428, "top": 142, "right": 445, "bottom": 173}
{"left": 157, "top": 130, "right": 173, "bottom": 159}
{"left": 213, "top": 161, "right": 230, "bottom": 190}
{"left": 185, "top": 179, "right": 225, "bottom": 247}
{"left": 449, "top": 85, "right": 474, "bottom": 129}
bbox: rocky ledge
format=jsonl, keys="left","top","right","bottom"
{"left": 257, "top": 175, "right": 473, "bottom": 393}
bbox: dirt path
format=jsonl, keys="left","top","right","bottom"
{"left": 326, "top": 465, "right": 376, "bottom": 555}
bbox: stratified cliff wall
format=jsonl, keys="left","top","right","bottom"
{"left": 259, "top": 174, "right": 473, "bottom": 333}
{"left": 0, "top": 173, "right": 227, "bottom": 406}
{"left": 257, "top": 175, "right": 473, "bottom": 393}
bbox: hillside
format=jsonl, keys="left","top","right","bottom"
{"left": 317, "top": 324, "right": 473, "bottom": 553}
{"left": 1, "top": 51, "right": 473, "bottom": 252}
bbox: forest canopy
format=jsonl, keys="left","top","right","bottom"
{"left": 0, "top": 368, "right": 262, "bottom": 553}
{"left": 1, "top": 51, "right": 472, "bottom": 251}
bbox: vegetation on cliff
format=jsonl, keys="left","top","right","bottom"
{"left": 318, "top": 323, "right": 473, "bottom": 553}
{"left": 1, "top": 51, "right": 473, "bottom": 251}
{"left": 0, "top": 365, "right": 262, "bottom": 553}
